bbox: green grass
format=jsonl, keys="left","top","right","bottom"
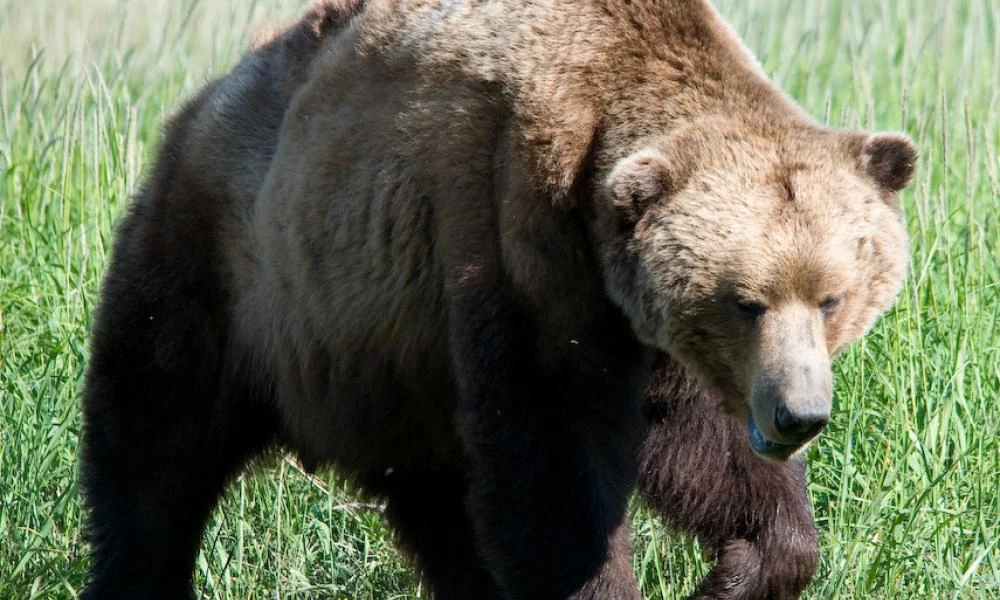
{"left": 1, "top": 0, "right": 997, "bottom": 598}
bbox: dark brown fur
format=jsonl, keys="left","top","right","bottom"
{"left": 639, "top": 355, "right": 819, "bottom": 599}
{"left": 79, "top": 5, "right": 364, "bottom": 598}
{"left": 80, "top": 1, "right": 914, "bottom": 599}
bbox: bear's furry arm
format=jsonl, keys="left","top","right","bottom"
{"left": 636, "top": 355, "right": 819, "bottom": 598}
{"left": 435, "top": 152, "right": 654, "bottom": 597}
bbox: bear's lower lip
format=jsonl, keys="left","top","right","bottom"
{"left": 747, "top": 417, "right": 801, "bottom": 462}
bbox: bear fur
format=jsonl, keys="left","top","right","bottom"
{"left": 79, "top": 1, "right": 915, "bottom": 599}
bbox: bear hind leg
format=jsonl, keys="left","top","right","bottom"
{"left": 80, "top": 304, "right": 277, "bottom": 599}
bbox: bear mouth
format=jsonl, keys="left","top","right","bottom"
{"left": 747, "top": 417, "right": 803, "bottom": 462}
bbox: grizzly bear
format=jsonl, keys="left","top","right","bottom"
{"left": 79, "top": 1, "right": 916, "bottom": 599}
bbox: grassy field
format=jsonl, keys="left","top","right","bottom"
{"left": 1, "top": 0, "right": 997, "bottom": 598}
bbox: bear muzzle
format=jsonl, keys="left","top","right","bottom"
{"left": 748, "top": 360, "right": 833, "bottom": 461}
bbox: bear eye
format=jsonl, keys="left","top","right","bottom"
{"left": 819, "top": 295, "right": 842, "bottom": 317}
{"left": 735, "top": 298, "right": 767, "bottom": 320}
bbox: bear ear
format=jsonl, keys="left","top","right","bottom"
{"left": 859, "top": 133, "right": 918, "bottom": 193}
{"left": 607, "top": 149, "right": 672, "bottom": 221}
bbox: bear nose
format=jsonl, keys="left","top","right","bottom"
{"left": 774, "top": 405, "right": 828, "bottom": 445}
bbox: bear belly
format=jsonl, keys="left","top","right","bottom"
{"left": 267, "top": 330, "right": 463, "bottom": 477}
{"left": 232, "top": 183, "right": 461, "bottom": 477}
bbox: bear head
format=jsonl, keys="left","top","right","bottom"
{"left": 594, "top": 118, "right": 916, "bottom": 461}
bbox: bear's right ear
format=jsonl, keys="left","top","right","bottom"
{"left": 863, "top": 133, "right": 918, "bottom": 192}
{"left": 607, "top": 149, "right": 672, "bottom": 222}
{"left": 843, "top": 132, "right": 918, "bottom": 193}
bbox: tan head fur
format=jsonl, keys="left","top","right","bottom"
{"left": 597, "top": 118, "right": 915, "bottom": 459}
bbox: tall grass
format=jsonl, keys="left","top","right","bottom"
{"left": 1, "top": 0, "right": 997, "bottom": 598}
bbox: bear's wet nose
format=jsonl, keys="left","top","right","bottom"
{"left": 774, "top": 405, "right": 828, "bottom": 445}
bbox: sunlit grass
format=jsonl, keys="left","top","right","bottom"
{"left": 1, "top": 0, "right": 997, "bottom": 598}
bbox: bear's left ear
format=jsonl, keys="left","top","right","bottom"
{"left": 606, "top": 149, "right": 672, "bottom": 222}
{"left": 857, "top": 133, "right": 918, "bottom": 193}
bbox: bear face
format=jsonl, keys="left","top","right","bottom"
{"left": 597, "top": 118, "right": 915, "bottom": 461}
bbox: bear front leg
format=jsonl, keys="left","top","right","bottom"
{"left": 373, "top": 468, "right": 503, "bottom": 599}
{"left": 568, "top": 523, "right": 642, "bottom": 600}
{"left": 638, "top": 355, "right": 819, "bottom": 600}
{"left": 447, "top": 284, "right": 651, "bottom": 600}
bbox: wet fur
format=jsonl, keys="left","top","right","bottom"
{"left": 79, "top": 1, "right": 911, "bottom": 598}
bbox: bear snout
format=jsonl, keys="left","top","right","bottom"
{"left": 774, "top": 403, "right": 829, "bottom": 445}
{"left": 750, "top": 362, "right": 832, "bottom": 453}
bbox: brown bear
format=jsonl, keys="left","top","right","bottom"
{"left": 79, "top": 1, "right": 916, "bottom": 599}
